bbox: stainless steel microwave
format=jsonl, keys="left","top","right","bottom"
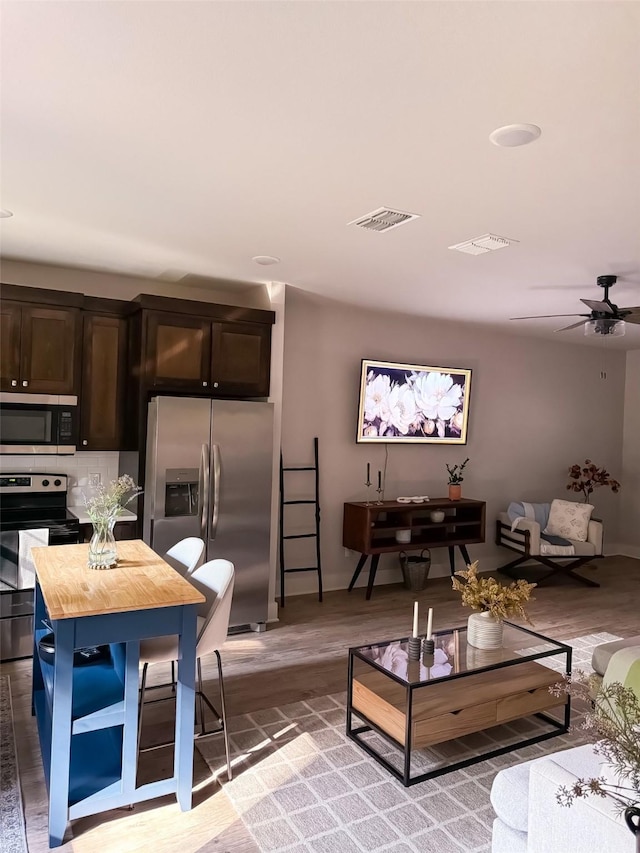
{"left": 0, "top": 393, "right": 78, "bottom": 454}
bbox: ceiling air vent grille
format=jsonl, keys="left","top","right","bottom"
{"left": 348, "top": 207, "right": 421, "bottom": 233}
{"left": 449, "top": 233, "right": 518, "bottom": 255}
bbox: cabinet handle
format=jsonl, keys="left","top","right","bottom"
{"left": 11, "top": 379, "right": 17, "bottom": 387}
{"left": 82, "top": 440, "right": 88, "bottom": 446}
{"left": 22, "top": 380, "right": 28, "bottom": 387}
{"left": 213, "top": 381, "right": 219, "bottom": 388}
{"left": 202, "top": 381, "right": 208, "bottom": 387}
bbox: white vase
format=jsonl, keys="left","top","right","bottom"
{"left": 467, "top": 611, "right": 504, "bottom": 650}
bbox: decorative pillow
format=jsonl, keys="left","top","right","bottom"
{"left": 543, "top": 499, "right": 594, "bottom": 542}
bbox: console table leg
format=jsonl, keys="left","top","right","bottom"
{"left": 458, "top": 545, "right": 472, "bottom": 567}
{"left": 448, "top": 547, "right": 456, "bottom": 577}
{"left": 348, "top": 553, "right": 369, "bottom": 592}
{"left": 365, "top": 554, "right": 381, "bottom": 600}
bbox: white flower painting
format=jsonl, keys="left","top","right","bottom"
{"left": 357, "top": 359, "right": 472, "bottom": 444}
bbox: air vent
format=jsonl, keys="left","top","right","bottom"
{"left": 348, "top": 207, "right": 421, "bottom": 233}
{"left": 449, "top": 233, "right": 518, "bottom": 255}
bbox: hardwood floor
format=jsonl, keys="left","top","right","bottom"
{"left": 4, "top": 555, "right": 639, "bottom": 852}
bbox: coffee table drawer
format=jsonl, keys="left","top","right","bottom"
{"left": 413, "top": 700, "right": 497, "bottom": 748}
{"left": 496, "top": 685, "right": 564, "bottom": 723}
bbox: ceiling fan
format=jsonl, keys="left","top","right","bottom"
{"left": 511, "top": 275, "right": 640, "bottom": 336}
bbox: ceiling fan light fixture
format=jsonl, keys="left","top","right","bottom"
{"left": 584, "top": 318, "right": 625, "bottom": 337}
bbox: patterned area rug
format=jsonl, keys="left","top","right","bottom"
{"left": 197, "top": 633, "right": 619, "bottom": 853}
{"left": 0, "top": 675, "right": 28, "bottom": 853}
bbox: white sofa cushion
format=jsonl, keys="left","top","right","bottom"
{"left": 527, "top": 746, "right": 634, "bottom": 853}
{"left": 544, "top": 499, "right": 594, "bottom": 542}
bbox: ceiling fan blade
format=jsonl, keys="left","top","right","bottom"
{"left": 510, "top": 313, "right": 588, "bottom": 320}
{"left": 555, "top": 320, "right": 587, "bottom": 332}
{"left": 622, "top": 307, "right": 640, "bottom": 325}
{"left": 580, "top": 298, "right": 614, "bottom": 314}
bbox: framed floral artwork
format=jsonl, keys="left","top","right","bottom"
{"left": 356, "top": 359, "right": 472, "bottom": 444}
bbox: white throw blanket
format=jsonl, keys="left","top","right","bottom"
{"left": 18, "top": 529, "right": 49, "bottom": 589}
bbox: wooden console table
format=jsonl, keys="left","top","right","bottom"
{"left": 31, "top": 540, "right": 205, "bottom": 848}
{"left": 343, "top": 498, "right": 486, "bottom": 599}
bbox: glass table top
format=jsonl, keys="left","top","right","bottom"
{"left": 352, "top": 622, "right": 570, "bottom": 686}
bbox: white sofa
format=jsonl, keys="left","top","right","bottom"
{"left": 490, "top": 743, "right": 635, "bottom": 852}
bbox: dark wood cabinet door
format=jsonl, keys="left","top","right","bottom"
{"left": 211, "top": 321, "right": 271, "bottom": 397}
{"left": 80, "top": 313, "right": 128, "bottom": 450}
{"left": 0, "top": 301, "right": 22, "bottom": 391}
{"left": 19, "top": 305, "right": 79, "bottom": 394}
{"left": 144, "top": 313, "right": 211, "bottom": 390}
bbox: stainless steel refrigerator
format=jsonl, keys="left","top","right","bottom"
{"left": 143, "top": 396, "right": 274, "bottom": 630}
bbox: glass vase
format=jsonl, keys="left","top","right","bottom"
{"left": 87, "top": 513, "right": 118, "bottom": 569}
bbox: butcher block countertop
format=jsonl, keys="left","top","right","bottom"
{"left": 31, "top": 539, "right": 205, "bottom": 621}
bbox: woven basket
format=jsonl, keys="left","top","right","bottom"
{"left": 399, "top": 550, "right": 431, "bottom": 591}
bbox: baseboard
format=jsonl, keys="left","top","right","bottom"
{"left": 607, "top": 543, "right": 640, "bottom": 559}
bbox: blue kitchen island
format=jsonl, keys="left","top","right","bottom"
{"left": 31, "top": 539, "right": 205, "bottom": 848}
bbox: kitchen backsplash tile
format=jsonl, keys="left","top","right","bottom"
{"left": 0, "top": 452, "right": 120, "bottom": 504}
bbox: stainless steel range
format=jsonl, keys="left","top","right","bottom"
{"left": 0, "top": 473, "right": 81, "bottom": 661}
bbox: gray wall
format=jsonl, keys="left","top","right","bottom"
{"left": 621, "top": 350, "right": 640, "bottom": 556}
{"left": 281, "top": 287, "right": 628, "bottom": 594}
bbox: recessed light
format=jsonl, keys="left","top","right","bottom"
{"left": 489, "top": 124, "right": 541, "bottom": 148}
{"left": 0, "top": 208, "right": 14, "bottom": 218}
{"left": 252, "top": 255, "right": 280, "bottom": 266}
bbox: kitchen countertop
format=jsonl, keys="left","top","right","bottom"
{"left": 67, "top": 506, "right": 137, "bottom": 524}
{"left": 31, "top": 539, "right": 202, "bottom": 620}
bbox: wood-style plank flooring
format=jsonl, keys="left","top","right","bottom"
{"left": 4, "top": 556, "right": 639, "bottom": 853}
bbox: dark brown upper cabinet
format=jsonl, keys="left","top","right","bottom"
{"left": 79, "top": 302, "right": 129, "bottom": 450}
{"left": 132, "top": 295, "right": 274, "bottom": 399}
{"left": 0, "top": 299, "right": 79, "bottom": 394}
{"left": 211, "top": 321, "right": 271, "bottom": 397}
{"left": 144, "top": 313, "right": 212, "bottom": 391}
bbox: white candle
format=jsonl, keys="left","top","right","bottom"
{"left": 426, "top": 608, "right": 433, "bottom": 641}
{"left": 412, "top": 601, "right": 419, "bottom": 638}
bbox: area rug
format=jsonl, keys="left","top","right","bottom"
{"left": 197, "top": 633, "right": 620, "bottom": 853}
{"left": 0, "top": 675, "right": 28, "bottom": 853}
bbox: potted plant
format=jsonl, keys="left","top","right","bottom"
{"left": 566, "top": 459, "right": 621, "bottom": 503}
{"left": 551, "top": 674, "right": 640, "bottom": 850}
{"left": 446, "top": 457, "right": 469, "bottom": 500}
{"left": 451, "top": 560, "right": 536, "bottom": 649}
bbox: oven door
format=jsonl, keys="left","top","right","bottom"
{"left": 0, "top": 393, "right": 78, "bottom": 454}
{"left": 0, "top": 521, "right": 81, "bottom": 662}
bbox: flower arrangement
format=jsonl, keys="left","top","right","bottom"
{"left": 451, "top": 560, "right": 536, "bottom": 623}
{"left": 566, "top": 459, "right": 621, "bottom": 503}
{"left": 550, "top": 673, "right": 639, "bottom": 818}
{"left": 446, "top": 457, "right": 469, "bottom": 485}
{"left": 85, "top": 474, "right": 142, "bottom": 523}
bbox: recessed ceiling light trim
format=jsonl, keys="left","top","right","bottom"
{"left": 448, "top": 233, "right": 518, "bottom": 255}
{"left": 252, "top": 255, "right": 280, "bottom": 266}
{"left": 0, "top": 208, "right": 14, "bottom": 218}
{"left": 489, "top": 123, "right": 541, "bottom": 148}
{"left": 348, "top": 207, "right": 421, "bottom": 233}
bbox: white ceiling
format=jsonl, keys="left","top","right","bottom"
{"left": 2, "top": 1, "right": 640, "bottom": 349}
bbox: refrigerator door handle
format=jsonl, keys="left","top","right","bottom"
{"left": 200, "top": 443, "right": 210, "bottom": 541}
{"left": 211, "top": 443, "right": 221, "bottom": 539}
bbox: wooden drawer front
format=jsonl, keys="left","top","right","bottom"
{"left": 352, "top": 679, "right": 406, "bottom": 745}
{"left": 413, "top": 700, "right": 496, "bottom": 748}
{"left": 496, "top": 687, "right": 565, "bottom": 723}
